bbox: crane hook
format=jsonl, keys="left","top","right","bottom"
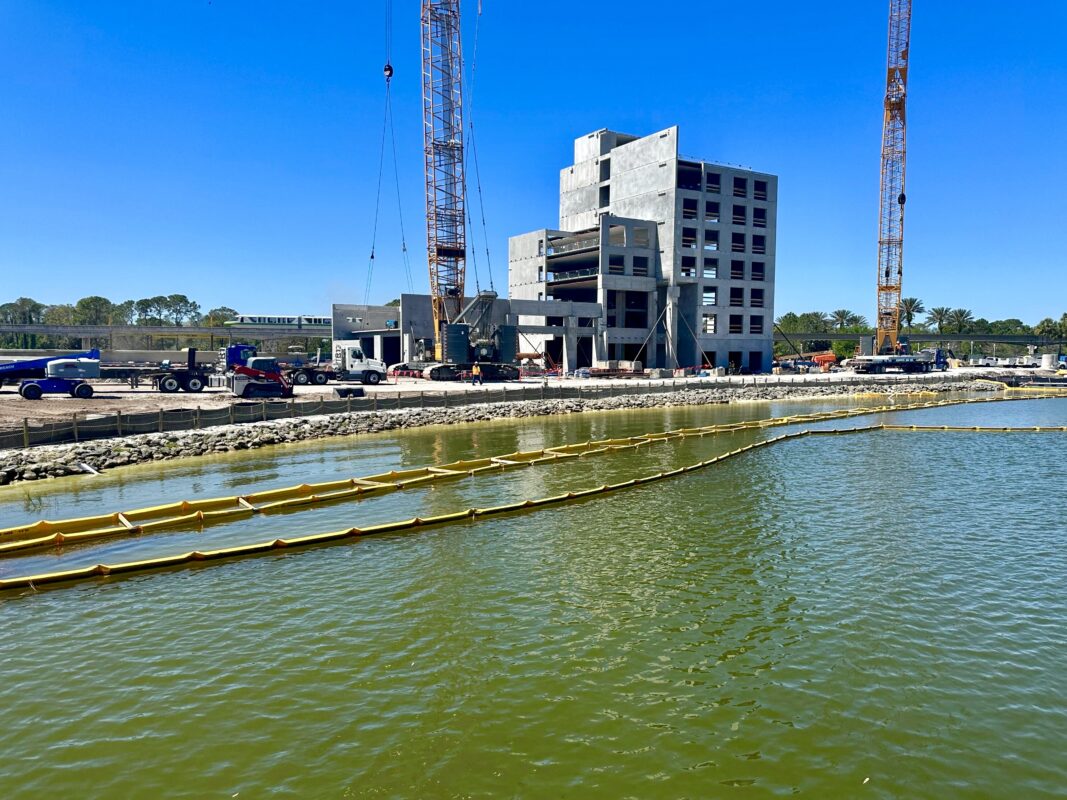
{"left": 383, "top": 62, "right": 394, "bottom": 82}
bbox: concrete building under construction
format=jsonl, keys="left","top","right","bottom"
{"left": 509, "top": 126, "right": 777, "bottom": 372}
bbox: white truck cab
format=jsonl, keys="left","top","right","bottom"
{"left": 332, "top": 341, "right": 388, "bottom": 385}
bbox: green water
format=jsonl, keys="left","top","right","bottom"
{"left": 1, "top": 397, "right": 1066, "bottom": 798}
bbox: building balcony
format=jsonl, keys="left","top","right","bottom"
{"left": 546, "top": 233, "right": 600, "bottom": 256}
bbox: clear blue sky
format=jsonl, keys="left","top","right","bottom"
{"left": 2, "top": 1, "right": 1066, "bottom": 322}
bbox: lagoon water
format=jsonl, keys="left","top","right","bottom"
{"left": 1, "top": 396, "right": 1065, "bottom": 798}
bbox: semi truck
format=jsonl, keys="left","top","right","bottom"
{"left": 330, "top": 342, "right": 389, "bottom": 385}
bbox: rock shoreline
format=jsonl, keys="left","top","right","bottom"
{"left": 0, "top": 380, "right": 994, "bottom": 485}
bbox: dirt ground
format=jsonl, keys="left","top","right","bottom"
{"left": 0, "top": 375, "right": 603, "bottom": 431}
{"left": 0, "top": 376, "right": 451, "bottom": 430}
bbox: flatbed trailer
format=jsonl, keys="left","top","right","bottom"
{"left": 97, "top": 364, "right": 212, "bottom": 392}
{"left": 851, "top": 352, "right": 946, "bottom": 374}
{"left": 97, "top": 349, "right": 214, "bottom": 392}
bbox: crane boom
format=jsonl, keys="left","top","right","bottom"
{"left": 875, "top": 0, "right": 911, "bottom": 354}
{"left": 421, "top": 0, "right": 466, "bottom": 359}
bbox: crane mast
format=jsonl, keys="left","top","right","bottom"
{"left": 875, "top": 0, "right": 911, "bottom": 354}
{"left": 421, "top": 0, "right": 466, "bottom": 360}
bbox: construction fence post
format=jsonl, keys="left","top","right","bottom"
{"left": 158, "top": 408, "right": 164, "bottom": 433}
{"left": 195, "top": 407, "right": 201, "bottom": 429}
{"left": 261, "top": 402, "right": 267, "bottom": 422}
{"left": 228, "top": 404, "right": 235, "bottom": 425}
{"left": 116, "top": 411, "right": 123, "bottom": 436}
{"left": 22, "top": 419, "right": 29, "bottom": 449}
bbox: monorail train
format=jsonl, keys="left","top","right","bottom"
{"left": 223, "top": 315, "right": 332, "bottom": 328}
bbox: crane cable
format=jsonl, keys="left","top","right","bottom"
{"left": 364, "top": 83, "right": 389, "bottom": 307}
{"left": 388, "top": 83, "right": 415, "bottom": 294}
{"left": 364, "top": 0, "right": 414, "bottom": 306}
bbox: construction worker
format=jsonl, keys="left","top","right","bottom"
{"left": 471, "top": 362, "right": 482, "bottom": 386}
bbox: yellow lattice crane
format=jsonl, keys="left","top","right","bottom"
{"left": 421, "top": 0, "right": 466, "bottom": 360}
{"left": 875, "top": 0, "right": 912, "bottom": 354}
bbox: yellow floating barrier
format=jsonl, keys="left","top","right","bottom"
{"left": 1, "top": 393, "right": 1063, "bottom": 561}
{"left": 2, "top": 416, "right": 1065, "bottom": 592}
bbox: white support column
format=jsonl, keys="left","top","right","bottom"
{"left": 645, "top": 290, "right": 658, "bottom": 368}
{"left": 562, "top": 318, "right": 579, "bottom": 374}
{"left": 664, "top": 285, "right": 681, "bottom": 369}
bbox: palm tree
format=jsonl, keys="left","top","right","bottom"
{"left": 926, "top": 306, "right": 952, "bottom": 334}
{"left": 899, "top": 297, "right": 924, "bottom": 332}
{"left": 947, "top": 308, "right": 974, "bottom": 333}
{"left": 797, "top": 311, "right": 832, "bottom": 332}
{"left": 830, "top": 309, "right": 854, "bottom": 330}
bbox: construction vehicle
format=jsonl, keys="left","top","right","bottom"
{"left": 419, "top": 291, "right": 519, "bottom": 381}
{"left": 874, "top": 0, "right": 911, "bottom": 354}
{"left": 228, "top": 357, "right": 293, "bottom": 399}
{"left": 221, "top": 344, "right": 335, "bottom": 386}
{"left": 811, "top": 352, "right": 838, "bottom": 372}
{"left": 851, "top": 347, "right": 948, "bottom": 374}
{"left": 18, "top": 358, "right": 100, "bottom": 400}
{"left": 2, "top": 348, "right": 213, "bottom": 393}
{"left": 330, "top": 342, "right": 389, "bottom": 384}
{"left": 0, "top": 350, "right": 99, "bottom": 384}
{"left": 417, "top": 2, "right": 519, "bottom": 381}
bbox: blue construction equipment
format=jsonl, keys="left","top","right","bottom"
{"left": 18, "top": 358, "right": 101, "bottom": 400}
{"left": 0, "top": 350, "right": 99, "bottom": 383}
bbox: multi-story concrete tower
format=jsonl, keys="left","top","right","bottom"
{"left": 510, "top": 126, "right": 777, "bottom": 373}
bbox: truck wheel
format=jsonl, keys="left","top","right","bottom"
{"left": 363, "top": 371, "right": 382, "bottom": 385}
{"left": 183, "top": 376, "right": 205, "bottom": 392}
{"left": 73, "top": 383, "right": 94, "bottom": 399}
{"left": 293, "top": 371, "right": 310, "bottom": 385}
{"left": 159, "top": 375, "right": 181, "bottom": 393}
{"left": 312, "top": 371, "right": 328, "bottom": 385}
{"left": 20, "top": 384, "right": 43, "bottom": 400}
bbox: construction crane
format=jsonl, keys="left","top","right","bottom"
{"left": 875, "top": 0, "right": 912, "bottom": 354}
{"left": 421, "top": 0, "right": 466, "bottom": 361}
{"left": 415, "top": 1, "right": 518, "bottom": 380}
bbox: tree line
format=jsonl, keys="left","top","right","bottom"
{"left": 775, "top": 299, "right": 1067, "bottom": 358}
{"left": 0, "top": 295, "right": 237, "bottom": 349}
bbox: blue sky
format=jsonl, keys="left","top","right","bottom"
{"left": 2, "top": 1, "right": 1065, "bottom": 322}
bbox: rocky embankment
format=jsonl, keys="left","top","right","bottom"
{"left": 0, "top": 380, "right": 994, "bottom": 485}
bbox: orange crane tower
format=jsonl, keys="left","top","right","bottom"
{"left": 421, "top": 0, "right": 466, "bottom": 360}
{"left": 875, "top": 0, "right": 912, "bottom": 354}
